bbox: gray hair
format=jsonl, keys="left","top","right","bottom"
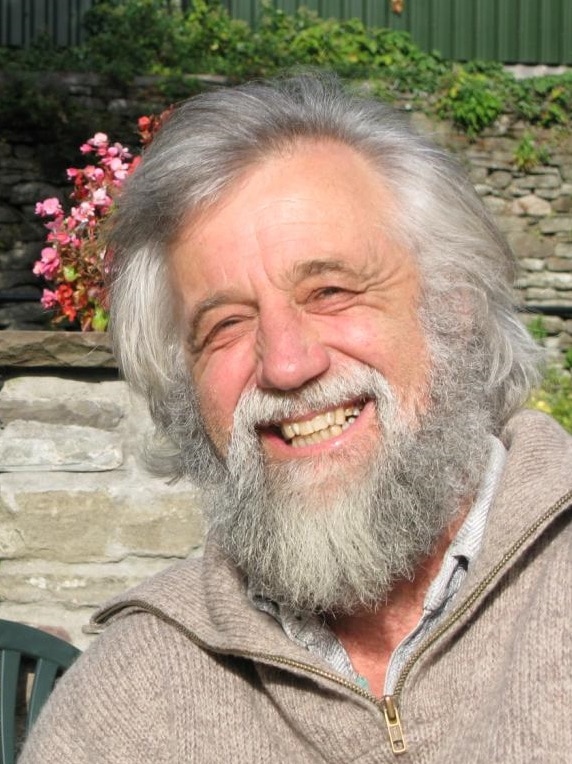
{"left": 108, "top": 73, "right": 540, "bottom": 469}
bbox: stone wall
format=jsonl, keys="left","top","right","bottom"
{"left": 0, "top": 332, "right": 204, "bottom": 648}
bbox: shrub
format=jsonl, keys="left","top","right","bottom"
{"left": 513, "top": 133, "right": 550, "bottom": 172}
{"left": 528, "top": 369, "right": 572, "bottom": 434}
{"left": 436, "top": 67, "right": 504, "bottom": 136}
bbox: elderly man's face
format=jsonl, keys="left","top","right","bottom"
{"left": 170, "top": 140, "right": 430, "bottom": 466}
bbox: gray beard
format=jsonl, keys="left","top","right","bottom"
{"left": 194, "top": 361, "right": 491, "bottom": 615}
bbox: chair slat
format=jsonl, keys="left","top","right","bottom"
{"left": 0, "top": 650, "right": 21, "bottom": 764}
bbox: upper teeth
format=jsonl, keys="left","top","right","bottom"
{"left": 280, "top": 405, "right": 362, "bottom": 447}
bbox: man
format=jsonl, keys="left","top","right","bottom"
{"left": 22, "top": 75, "right": 571, "bottom": 762}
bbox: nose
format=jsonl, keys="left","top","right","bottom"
{"left": 255, "top": 306, "right": 330, "bottom": 391}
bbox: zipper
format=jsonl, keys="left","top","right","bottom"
{"left": 390, "top": 487, "right": 572, "bottom": 701}
{"left": 93, "top": 597, "right": 406, "bottom": 752}
{"left": 92, "top": 488, "right": 572, "bottom": 758}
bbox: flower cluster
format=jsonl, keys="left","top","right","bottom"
{"left": 34, "top": 132, "right": 133, "bottom": 330}
{"left": 34, "top": 112, "right": 171, "bottom": 331}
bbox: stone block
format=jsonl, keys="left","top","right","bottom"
{"left": 557, "top": 332, "right": 572, "bottom": 350}
{"left": 0, "top": 205, "right": 20, "bottom": 224}
{"left": 508, "top": 232, "right": 553, "bottom": 259}
{"left": 518, "top": 258, "right": 545, "bottom": 272}
{"left": 547, "top": 257, "right": 572, "bottom": 272}
{"left": 10, "top": 182, "right": 62, "bottom": 206}
{"left": 495, "top": 216, "right": 528, "bottom": 234}
{"left": 0, "top": 421, "right": 124, "bottom": 472}
{"left": 525, "top": 288, "right": 557, "bottom": 301}
{"left": 0, "top": 302, "right": 47, "bottom": 328}
{"left": 488, "top": 170, "right": 512, "bottom": 189}
{"left": 551, "top": 196, "right": 572, "bottom": 214}
{"left": 0, "top": 331, "right": 115, "bottom": 367}
{"left": 0, "top": 241, "right": 42, "bottom": 269}
{"left": 0, "top": 471, "right": 204, "bottom": 562}
{"left": 510, "top": 194, "right": 552, "bottom": 217}
{"left": 0, "top": 376, "right": 128, "bottom": 429}
{"left": 535, "top": 189, "right": 560, "bottom": 201}
{"left": 469, "top": 167, "right": 488, "bottom": 183}
{"left": 0, "top": 558, "right": 185, "bottom": 609}
{"left": 0, "top": 270, "right": 37, "bottom": 289}
{"left": 539, "top": 217, "right": 572, "bottom": 235}
{"left": 483, "top": 196, "right": 507, "bottom": 214}
{"left": 474, "top": 184, "right": 491, "bottom": 196}
{"left": 540, "top": 272, "right": 572, "bottom": 289}
{"left": 513, "top": 174, "right": 560, "bottom": 191}
{"left": 555, "top": 243, "right": 572, "bottom": 258}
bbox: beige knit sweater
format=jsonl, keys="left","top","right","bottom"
{"left": 20, "top": 410, "right": 572, "bottom": 763}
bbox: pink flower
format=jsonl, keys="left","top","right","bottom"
{"left": 33, "top": 247, "right": 60, "bottom": 279}
{"left": 35, "top": 197, "right": 62, "bottom": 217}
{"left": 71, "top": 202, "right": 95, "bottom": 223}
{"left": 91, "top": 132, "right": 108, "bottom": 147}
{"left": 85, "top": 166, "right": 105, "bottom": 183}
{"left": 80, "top": 143, "right": 93, "bottom": 154}
{"left": 67, "top": 168, "right": 79, "bottom": 179}
{"left": 40, "top": 289, "right": 59, "bottom": 309}
{"left": 92, "top": 187, "right": 112, "bottom": 207}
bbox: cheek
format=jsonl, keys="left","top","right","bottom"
{"left": 331, "top": 317, "right": 430, "bottom": 399}
{"left": 191, "top": 346, "right": 255, "bottom": 446}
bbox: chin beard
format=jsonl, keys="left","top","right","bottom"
{"left": 199, "top": 362, "right": 491, "bottom": 615}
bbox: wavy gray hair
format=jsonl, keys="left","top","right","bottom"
{"left": 108, "top": 73, "right": 540, "bottom": 479}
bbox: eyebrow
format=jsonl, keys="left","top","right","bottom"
{"left": 187, "top": 291, "right": 245, "bottom": 348}
{"left": 289, "top": 258, "right": 359, "bottom": 281}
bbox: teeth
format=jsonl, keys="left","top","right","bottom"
{"left": 334, "top": 408, "right": 345, "bottom": 426}
{"left": 280, "top": 403, "right": 364, "bottom": 447}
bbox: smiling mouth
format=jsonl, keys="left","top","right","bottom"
{"left": 277, "top": 402, "right": 366, "bottom": 448}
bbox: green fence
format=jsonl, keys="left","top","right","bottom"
{"left": 0, "top": 0, "right": 94, "bottom": 47}
{"left": 2, "top": 0, "right": 571, "bottom": 64}
{"left": 223, "top": 0, "right": 572, "bottom": 64}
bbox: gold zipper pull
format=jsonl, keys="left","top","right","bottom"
{"left": 382, "top": 695, "right": 407, "bottom": 755}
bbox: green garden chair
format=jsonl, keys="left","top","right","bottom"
{"left": 0, "top": 619, "right": 80, "bottom": 764}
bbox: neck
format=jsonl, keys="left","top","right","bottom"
{"left": 327, "top": 509, "right": 467, "bottom": 697}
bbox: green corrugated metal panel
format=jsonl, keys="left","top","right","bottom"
{"left": 0, "top": 0, "right": 93, "bottom": 46}
{"left": 2, "top": 0, "right": 571, "bottom": 64}
{"left": 221, "top": 0, "right": 572, "bottom": 64}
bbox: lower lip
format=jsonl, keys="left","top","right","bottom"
{"left": 260, "top": 400, "right": 376, "bottom": 460}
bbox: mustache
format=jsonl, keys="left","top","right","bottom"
{"left": 230, "top": 364, "right": 399, "bottom": 431}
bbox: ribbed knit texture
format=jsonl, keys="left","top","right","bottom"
{"left": 20, "top": 410, "right": 572, "bottom": 763}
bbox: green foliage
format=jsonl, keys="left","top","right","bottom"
{"left": 82, "top": 0, "right": 183, "bottom": 83}
{"left": 528, "top": 368, "right": 572, "bottom": 433}
{"left": 513, "top": 133, "right": 550, "bottom": 172}
{"left": 1, "top": 0, "right": 572, "bottom": 138}
{"left": 514, "top": 72, "right": 572, "bottom": 127}
{"left": 436, "top": 68, "right": 503, "bottom": 136}
{"left": 526, "top": 315, "right": 548, "bottom": 341}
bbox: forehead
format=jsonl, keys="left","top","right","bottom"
{"left": 169, "top": 140, "right": 407, "bottom": 296}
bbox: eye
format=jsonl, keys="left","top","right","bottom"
{"left": 198, "top": 313, "right": 254, "bottom": 352}
{"left": 315, "top": 286, "right": 347, "bottom": 298}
